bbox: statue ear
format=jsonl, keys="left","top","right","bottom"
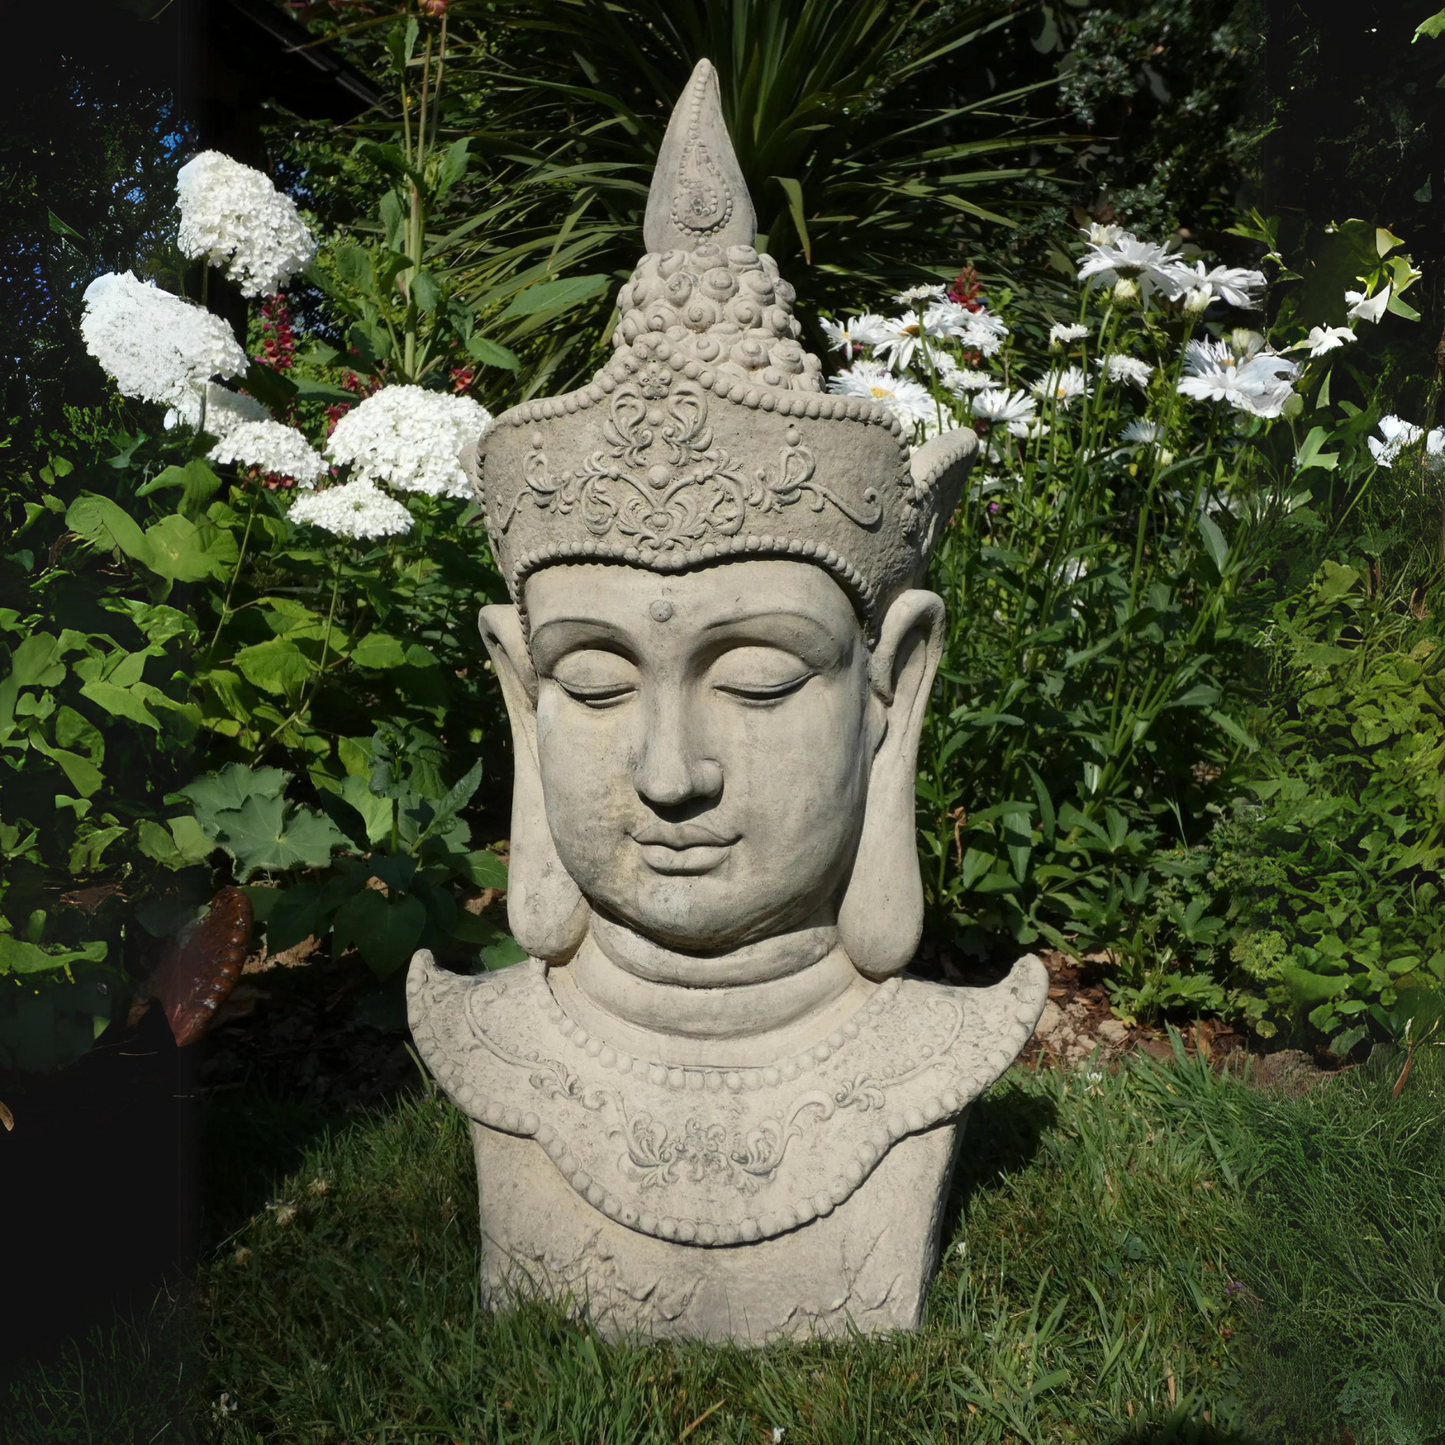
{"left": 837, "top": 590, "right": 945, "bottom": 980}
{"left": 478, "top": 604, "right": 590, "bottom": 962}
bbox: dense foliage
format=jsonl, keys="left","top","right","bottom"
{"left": 6, "top": 0, "right": 1445, "bottom": 1074}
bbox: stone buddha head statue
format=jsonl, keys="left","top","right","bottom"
{"left": 409, "top": 59, "right": 1046, "bottom": 1344}
{"left": 472, "top": 59, "right": 977, "bottom": 1013}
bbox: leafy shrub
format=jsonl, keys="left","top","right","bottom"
{"left": 1212, "top": 560, "right": 1445, "bottom": 1052}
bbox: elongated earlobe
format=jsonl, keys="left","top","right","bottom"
{"left": 837, "top": 590, "right": 945, "bottom": 980}
{"left": 478, "top": 604, "right": 590, "bottom": 962}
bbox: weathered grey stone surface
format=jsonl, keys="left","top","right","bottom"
{"left": 408, "top": 56, "right": 1047, "bottom": 1345}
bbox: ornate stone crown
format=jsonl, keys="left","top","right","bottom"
{"left": 470, "top": 59, "right": 976, "bottom": 627}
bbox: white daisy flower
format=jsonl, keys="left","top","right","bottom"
{"left": 873, "top": 312, "right": 928, "bottom": 371}
{"left": 1030, "top": 366, "right": 1090, "bottom": 409}
{"left": 1099, "top": 354, "right": 1154, "bottom": 389}
{"left": 1077, "top": 232, "right": 1187, "bottom": 304}
{"left": 827, "top": 359, "right": 935, "bottom": 427}
{"left": 1121, "top": 418, "right": 1162, "bottom": 446}
{"left": 945, "top": 366, "right": 1000, "bottom": 395}
{"left": 1083, "top": 223, "right": 1123, "bottom": 247}
{"left": 1169, "top": 260, "right": 1267, "bottom": 311}
{"left": 1049, "top": 322, "right": 1089, "bottom": 348}
{"left": 820, "top": 313, "right": 889, "bottom": 353}
{"left": 1177, "top": 338, "right": 1298, "bottom": 419}
{"left": 893, "top": 283, "right": 947, "bottom": 306}
{"left": 970, "top": 386, "right": 1039, "bottom": 437}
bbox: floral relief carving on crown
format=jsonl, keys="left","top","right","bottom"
{"left": 493, "top": 359, "right": 881, "bottom": 562}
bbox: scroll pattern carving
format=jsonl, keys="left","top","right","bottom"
{"left": 497, "top": 362, "right": 881, "bottom": 558}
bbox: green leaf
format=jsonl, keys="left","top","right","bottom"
{"left": 379, "top": 189, "right": 406, "bottom": 253}
{"left": 498, "top": 274, "right": 609, "bottom": 321}
{"left": 0, "top": 936, "right": 107, "bottom": 976}
{"left": 773, "top": 176, "right": 812, "bottom": 263}
{"left": 1294, "top": 425, "right": 1339, "bottom": 474}
{"left": 178, "top": 762, "right": 287, "bottom": 822}
{"left": 437, "top": 137, "right": 471, "bottom": 198}
{"left": 332, "top": 889, "right": 427, "bottom": 977}
{"left": 234, "top": 638, "right": 312, "bottom": 694}
{"left": 78, "top": 678, "right": 160, "bottom": 731}
{"left": 66, "top": 493, "right": 154, "bottom": 568}
{"left": 143, "top": 513, "right": 238, "bottom": 581}
{"left": 1196, "top": 510, "right": 1228, "bottom": 573}
{"left": 465, "top": 335, "right": 521, "bottom": 371}
{"left": 137, "top": 815, "right": 215, "bottom": 869}
{"left": 47, "top": 208, "right": 86, "bottom": 242}
{"left": 291, "top": 376, "right": 358, "bottom": 404}
{"left": 137, "top": 459, "right": 223, "bottom": 516}
{"left": 349, "top": 632, "right": 409, "bottom": 670}
{"left": 1207, "top": 708, "right": 1259, "bottom": 753}
{"left": 456, "top": 848, "right": 509, "bottom": 889}
{"left": 30, "top": 739, "right": 104, "bottom": 797}
{"left": 411, "top": 269, "right": 441, "bottom": 314}
{"left": 1414, "top": 7, "right": 1445, "bottom": 41}
{"left": 214, "top": 794, "right": 345, "bottom": 878}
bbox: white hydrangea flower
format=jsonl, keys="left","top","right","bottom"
{"left": 177, "top": 151, "right": 317, "bottom": 298}
{"left": 1099, "top": 354, "right": 1154, "bottom": 389}
{"left": 81, "top": 270, "right": 247, "bottom": 419}
{"left": 1030, "top": 366, "right": 1090, "bottom": 409}
{"left": 209, "top": 419, "right": 329, "bottom": 487}
{"left": 1177, "top": 338, "right": 1298, "bottom": 419}
{"left": 828, "top": 360, "right": 936, "bottom": 427}
{"left": 165, "top": 381, "right": 270, "bottom": 433}
{"left": 1049, "top": 322, "right": 1089, "bottom": 348}
{"left": 288, "top": 480, "right": 414, "bottom": 540}
{"left": 326, "top": 386, "right": 492, "bottom": 498}
{"left": 970, "top": 386, "right": 1039, "bottom": 438}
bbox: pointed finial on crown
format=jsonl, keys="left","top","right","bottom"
{"left": 644, "top": 59, "right": 756, "bottom": 254}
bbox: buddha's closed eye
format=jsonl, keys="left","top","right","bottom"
{"left": 707, "top": 646, "right": 814, "bottom": 705}
{"left": 550, "top": 649, "right": 638, "bottom": 707}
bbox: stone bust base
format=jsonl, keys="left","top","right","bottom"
{"left": 408, "top": 947, "right": 1047, "bottom": 1345}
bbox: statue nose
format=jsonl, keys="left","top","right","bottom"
{"left": 633, "top": 694, "right": 722, "bottom": 807}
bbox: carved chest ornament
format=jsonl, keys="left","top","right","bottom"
{"left": 408, "top": 950, "right": 1046, "bottom": 1248}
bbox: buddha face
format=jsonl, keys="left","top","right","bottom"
{"left": 522, "top": 560, "right": 882, "bottom": 952}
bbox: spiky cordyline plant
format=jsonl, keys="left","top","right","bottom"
{"left": 436, "top": 0, "right": 1065, "bottom": 396}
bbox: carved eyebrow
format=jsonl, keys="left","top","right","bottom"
{"left": 529, "top": 618, "right": 634, "bottom": 666}
{"left": 698, "top": 609, "right": 851, "bottom": 669}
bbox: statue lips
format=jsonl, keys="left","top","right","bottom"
{"left": 631, "top": 821, "right": 740, "bottom": 874}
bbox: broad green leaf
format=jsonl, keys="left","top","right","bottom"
{"left": 411, "top": 269, "right": 441, "bottom": 313}
{"left": 498, "top": 274, "right": 609, "bottom": 321}
{"left": 66, "top": 494, "right": 154, "bottom": 568}
{"left": 144, "top": 513, "right": 238, "bottom": 582}
{"left": 349, "top": 632, "right": 409, "bottom": 670}
{"left": 1413, "top": 6, "right": 1445, "bottom": 40}
{"left": 78, "top": 678, "right": 159, "bottom": 731}
{"left": 455, "top": 849, "right": 509, "bottom": 890}
{"left": 214, "top": 794, "right": 345, "bottom": 878}
{"left": 1294, "top": 425, "right": 1339, "bottom": 474}
{"left": 47, "top": 208, "right": 86, "bottom": 241}
{"left": 5, "top": 633, "right": 66, "bottom": 689}
{"left": 30, "top": 739, "right": 103, "bottom": 797}
{"left": 436, "top": 136, "right": 471, "bottom": 197}
{"left": 332, "top": 889, "right": 428, "bottom": 977}
{"left": 0, "top": 936, "right": 107, "bottom": 976}
{"left": 137, "top": 459, "right": 222, "bottom": 516}
{"left": 291, "top": 376, "right": 358, "bottom": 403}
{"left": 178, "top": 762, "right": 287, "bottom": 822}
{"left": 234, "top": 638, "right": 312, "bottom": 694}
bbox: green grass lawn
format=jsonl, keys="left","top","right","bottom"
{"left": 6, "top": 1039, "right": 1443, "bottom": 1445}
